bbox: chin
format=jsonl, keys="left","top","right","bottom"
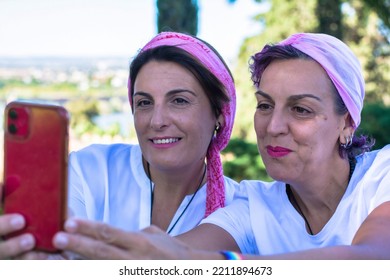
{"left": 265, "top": 167, "right": 288, "bottom": 182}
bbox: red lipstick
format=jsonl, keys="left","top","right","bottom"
{"left": 266, "top": 146, "right": 292, "bottom": 158}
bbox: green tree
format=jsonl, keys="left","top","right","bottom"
{"left": 316, "top": 0, "right": 343, "bottom": 38}
{"left": 222, "top": 138, "right": 271, "bottom": 182}
{"left": 66, "top": 98, "right": 100, "bottom": 136}
{"left": 361, "top": 0, "right": 390, "bottom": 28}
{"left": 342, "top": 0, "right": 390, "bottom": 103}
{"left": 157, "top": 0, "right": 198, "bottom": 35}
{"left": 359, "top": 102, "right": 390, "bottom": 149}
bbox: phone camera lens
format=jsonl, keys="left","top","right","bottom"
{"left": 9, "top": 109, "right": 18, "bottom": 120}
{"left": 8, "top": 124, "right": 18, "bottom": 134}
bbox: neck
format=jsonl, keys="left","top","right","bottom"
{"left": 144, "top": 159, "right": 206, "bottom": 196}
{"left": 290, "top": 156, "right": 351, "bottom": 204}
{"left": 146, "top": 160, "right": 207, "bottom": 232}
{"left": 286, "top": 157, "right": 355, "bottom": 234}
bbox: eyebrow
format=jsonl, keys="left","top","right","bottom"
{"left": 255, "top": 90, "right": 322, "bottom": 102}
{"left": 255, "top": 90, "right": 272, "bottom": 100}
{"left": 133, "top": 88, "right": 197, "bottom": 99}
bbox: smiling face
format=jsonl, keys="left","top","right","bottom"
{"left": 133, "top": 60, "right": 220, "bottom": 172}
{"left": 254, "top": 58, "right": 349, "bottom": 183}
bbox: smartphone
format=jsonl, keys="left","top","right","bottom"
{"left": 2, "top": 100, "right": 69, "bottom": 252}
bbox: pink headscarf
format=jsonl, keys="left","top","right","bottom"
{"left": 279, "top": 33, "right": 365, "bottom": 127}
{"left": 128, "top": 32, "right": 236, "bottom": 217}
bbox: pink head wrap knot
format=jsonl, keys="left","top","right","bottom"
{"left": 128, "top": 32, "right": 236, "bottom": 217}
{"left": 279, "top": 33, "right": 365, "bottom": 127}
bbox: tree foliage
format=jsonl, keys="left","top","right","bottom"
{"left": 359, "top": 102, "right": 390, "bottom": 149}
{"left": 362, "top": 0, "right": 390, "bottom": 28}
{"left": 316, "top": 0, "right": 343, "bottom": 38}
{"left": 222, "top": 138, "right": 271, "bottom": 182}
{"left": 66, "top": 98, "right": 100, "bottom": 136}
{"left": 157, "top": 0, "right": 198, "bottom": 35}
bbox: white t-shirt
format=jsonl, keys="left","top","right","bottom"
{"left": 202, "top": 145, "right": 390, "bottom": 254}
{"left": 68, "top": 143, "right": 239, "bottom": 236}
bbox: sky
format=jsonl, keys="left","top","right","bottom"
{"left": 0, "top": 0, "right": 267, "bottom": 65}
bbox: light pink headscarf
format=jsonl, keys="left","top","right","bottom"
{"left": 279, "top": 33, "right": 365, "bottom": 127}
{"left": 128, "top": 32, "right": 236, "bottom": 217}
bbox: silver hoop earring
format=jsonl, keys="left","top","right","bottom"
{"left": 341, "top": 135, "right": 353, "bottom": 148}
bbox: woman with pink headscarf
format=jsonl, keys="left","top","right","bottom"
{"left": 51, "top": 32, "right": 390, "bottom": 259}
{"left": 0, "top": 31, "right": 238, "bottom": 259}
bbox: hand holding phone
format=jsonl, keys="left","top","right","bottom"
{"left": 2, "top": 101, "right": 69, "bottom": 252}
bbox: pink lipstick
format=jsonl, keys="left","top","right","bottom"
{"left": 266, "top": 146, "right": 292, "bottom": 158}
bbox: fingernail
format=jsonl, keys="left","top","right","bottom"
{"left": 20, "top": 234, "right": 34, "bottom": 249}
{"left": 64, "top": 219, "right": 77, "bottom": 232}
{"left": 54, "top": 233, "right": 69, "bottom": 248}
{"left": 10, "top": 215, "right": 24, "bottom": 229}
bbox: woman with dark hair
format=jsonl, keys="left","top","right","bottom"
{"left": 51, "top": 33, "right": 389, "bottom": 260}
{"left": 0, "top": 31, "right": 238, "bottom": 259}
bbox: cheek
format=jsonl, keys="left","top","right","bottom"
{"left": 133, "top": 113, "right": 147, "bottom": 132}
{"left": 198, "top": 118, "right": 215, "bottom": 140}
{"left": 254, "top": 113, "right": 267, "bottom": 138}
{"left": 195, "top": 115, "right": 216, "bottom": 144}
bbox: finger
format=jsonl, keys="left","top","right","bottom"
{"left": 53, "top": 232, "right": 130, "bottom": 260}
{"left": 15, "top": 251, "right": 50, "bottom": 260}
{"left": 0, "top": 214, "right": 25, "bottom": 235}
{"left": 142, "top": 225, "right": 166, "bottom": 234}
{"left": 64, "top": 219, "right": 138, "bottom": 248}
{"left": 62, "top": 219, "right": 167, "bottom": 258}
{"left": 0, "top": 233, "right": 35, "bottom": 259}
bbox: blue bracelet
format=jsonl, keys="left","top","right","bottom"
{"left": 220, "top": 250, "right": 244, "bottom": 260}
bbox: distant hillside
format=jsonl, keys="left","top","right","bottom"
{"left": 0, "top": 56, "right": 130, "bottom": 71}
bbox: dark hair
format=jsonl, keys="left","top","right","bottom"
{"left": 129, "top": 45, "right": 231, "bottom": 118}
{"left": 249, "top": 44, "right": 374, "bottom": 160}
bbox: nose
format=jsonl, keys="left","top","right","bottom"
{"left": 150, "top": 104, "right": 169, "bottom": 130}
{"left": 266, "top": 109, "right": 288, "bottom": 136}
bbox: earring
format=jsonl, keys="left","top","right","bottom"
{"left": 214, "top": 122, "right": 221, "bottom": 136}
{"left": 341, "top": 134, "right": 353, "bottom": 148}
{"left": 215, "top": 122, "right": 220, "bottom": 132}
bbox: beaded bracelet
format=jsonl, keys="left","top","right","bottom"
{"left": 220, "top": 250, "right": 244, "bottom": 260}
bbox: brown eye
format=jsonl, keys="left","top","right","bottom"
{"left": 256, "top": 103, "right": 272, "bottom": 111}
{"left": 173, "top": 98, "right": 188, "bottom": 104}
{"left": 136, "top": 100, "right": 152, "bottom": 107}
{"left": 293, "top": 106, "right": 311, "bottom": 114}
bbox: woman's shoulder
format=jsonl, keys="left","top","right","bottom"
{"left": 222, "top": 177, "right": 275, "bottom": 193}
{"left": 69, "top": 143, "right": 143, "bottom": 171}
{"left": 222, "top": 175, "right": 239, "bottom": 187}
{"left": 222, "top": 176, "right": 240, "bottom": 204}
{"left": 230, "top": 179, "right": 282, "bottom": 201}
{"left": 350, "top": 144, "right": 390, "bottom": 209}
{"left": 70, "top": 143, "right": 140, "bottom": 159}
{"left": 375, "top": 144, "right": 390, "bottom": 158}
{"left": 240, "top": 179, "right": 281, "bottom": 190}
{"left": 357, "top": 144, "right": 390, "bottom": 171}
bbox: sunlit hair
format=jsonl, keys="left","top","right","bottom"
{"left": 249, "top": 44, "right": 375, "bottom": 160}
{"left": 129, "top": 45, "right": 231, "bottom": 118}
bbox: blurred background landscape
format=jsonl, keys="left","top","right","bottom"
{"left": 1, "top": 0, "right": 389, "bottom": 182}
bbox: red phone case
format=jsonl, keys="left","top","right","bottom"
{"left": 2, "top": 101, "right": 69, "bottom": 252}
